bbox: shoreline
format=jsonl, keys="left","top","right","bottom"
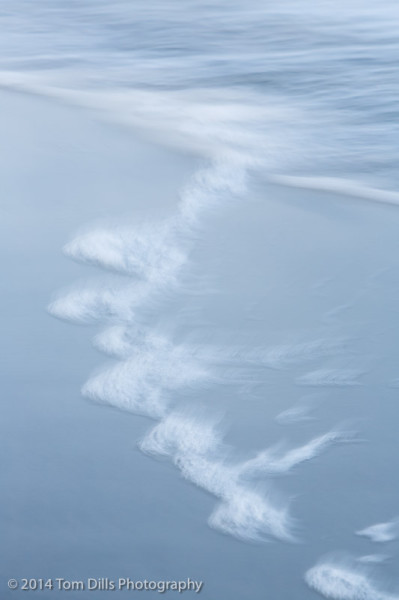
{"left": 1, "top": 73, "right": 399, "bottom": 214}
{"left": 2, "top": 84, "right": 399, "bottom": 599}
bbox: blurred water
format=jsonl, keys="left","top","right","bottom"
{"left": 2, "top": 3, "right": 399, "bottom": 600}
{"left": 0, "top": 0, "right": 399, "bottom": 190}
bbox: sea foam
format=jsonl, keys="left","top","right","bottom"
{"left": 140, "top": 411, "right": 350, "bottom": 542}
{"left": 64, "top": 222, "right": 187, "bottom": 284}
{"left": 140, "top": 411, "right": 293, "bottom": 542}
{"left": 83, "top": 345, "right": 210, "bottom": 419}
{"left": 305, "top": 558, "right": 398, "bottom": 600}
{"left": 48, "top": 282, "right": 150, "bottom": 324}
{"left": 356, "top": 519, "right": 399, "bottom": 543}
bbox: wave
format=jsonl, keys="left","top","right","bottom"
{"left": 356, "top": 519, "right": 399, "bottom": 543}
{"left": 45, "top": 125, "right": 361, "bottom": 545}
{"left": 2, "top": 72, "right": 399, "bottom": 214}
{"left": 305, "top": 557, "right": 399, "bottom": 600}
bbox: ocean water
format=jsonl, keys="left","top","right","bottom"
{"left": 1, "top": 2, "right": 399, "bottom": 599}
{"left": 2, "top": 0, "right": 399, "bottom": 193}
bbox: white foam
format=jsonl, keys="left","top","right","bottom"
{"left": 305, "top": 559, "right": 398, "bottom": 600}
{"left": 140, "top": 411, "right": 293, "bottom": 541}
{"left": 35, "top": 69, "right": 363, "bottom": 546}
{"left": 297, "top": 368, "right": 363, "bottom": 387}
{"left": 47, "top": 282, "right": 150, "bottom": 324}
{"left": 179, "top": 161, "right": 248, "bottom": 225}
{"left": 209, "top": 486, "right": 293, "bottom": 543}
{"left": 356, "top": 519, "right": 399, "bottom": 543}
{"left": 64, "top": 222, "right": 187, "bottom": 284}
{"left": 83, "top": 347, "right": 210, "bottom": 419}
{"left": 140, "top": 411, "right": 222, "bottom": 458}
{"left": 93, "top": 326, "right": 176, "bottom": 360}
{"left": 93, "top": 325, "right": 137, "bottom": 358}
{"left": 238, "top": 431, "right": 350, "bottom": 477}
{"left": 140, "top": 412, "right": 352, "bottom": 542}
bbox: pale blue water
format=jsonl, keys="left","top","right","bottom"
{"left": 1, "top": 0, "right": 399, "bottom": 189}
{"left": 1, "top": 3, "right": 399, "bottom": 600}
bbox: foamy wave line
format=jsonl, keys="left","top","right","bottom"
{"left": 140, "top": 411, "right": 350, "bottom": 542}
{"left": 39, "top": 68, "right": 359, "bottom": 546}
{"left": 140, "top": 411, "right": 292, "bottom": 542}
{"left": 48, "top": 153, "right": 250, "bottom": 330}
{"left": 64, "top": 221, "right": 187, "bottom": 283}
{"left": 82, "top": 341, "right": 211, "bottom": 419}
{"left": 48, "top": 282, "right": 152, "bottom": 324}
{"left": 305, "top": 557, "right": 399, "bottom": 600}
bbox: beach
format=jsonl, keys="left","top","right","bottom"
{"left": 2, "top": 85, "right": 399, "bottom": 599}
